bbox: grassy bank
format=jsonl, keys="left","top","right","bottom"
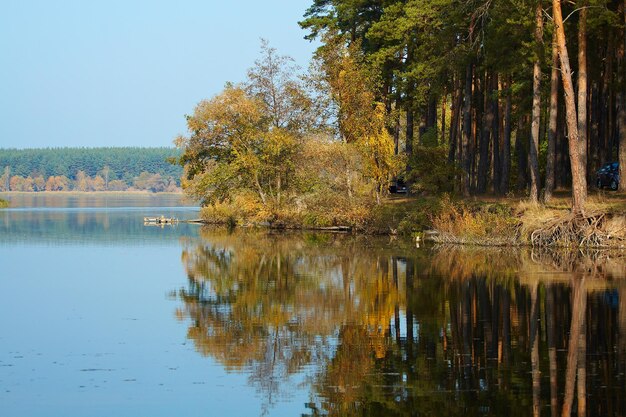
{"left": 0, "top": 198, "right": 8, "bottom": 208}
{"left": 197, "top": 193, "right": 442, "bottom": 235}
{"left": 428, "top": 193, "right": 626, "bottom": 248}
{"left": 198, "top": 191, "right": 626, "bottom": 248}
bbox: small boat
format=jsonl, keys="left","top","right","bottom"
{"left": 143, "top": 215, "right": 178, "bottom": 224}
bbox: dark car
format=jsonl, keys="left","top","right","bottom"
{"left": 596, "top": 162, "right": 619, "bottom": 190}
{"left": 389, "top": 179, "right": 408, "bottom": 194}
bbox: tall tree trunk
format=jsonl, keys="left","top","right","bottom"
{"left": 500, "top": 79, "right": 512, "bottom": 194}
{"left": 553, "top": 0, "right": 587, "bottom": 213}
{"left": 492, "top": 74, "right": 501, "bottom": 193}
{"left": 517, "top": 116, "right": 529, "bottom": 192}
{"left": 545, "top": 32, "right": 559, "bottom": 202}
{"left": 618, "top": 0, "right": 626, "bottom": 191}
{"left": 591, "top": 82, "right": 601, "bottom": 167}
{"left": 600, "top": 38, "right": 612, "bottom": 162}
{"left": 478, "top": 72, "right": 491, "bottom": 194}
{"left": 462, "top": 63, "right": 473, "bottom": 197}
{"left": 608, "top": 39, "right": 616, "bottom": 160}
{"left": 529, "top": 0, "right": 544, "bottom": 203}
{"left": 557, "top": 102, "right": 570, "bottom": 188}
{"left": 577, "top": 0, "right": 589, "bottom": 182}
{"left": 428, "top": 94, "right": 438, "bottom": 135}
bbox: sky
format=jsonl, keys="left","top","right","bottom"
{"left": 0, "top": 0, "right": 319, "bottom": 149}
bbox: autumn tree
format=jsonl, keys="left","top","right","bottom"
{"left": 177, "top": 85, "right": 298, "bottom": 206}
{"left": 313, "top": 35, "right": 399, "bottom": 202}
{"left": 246, "top": 39, "right": 318, "bottom": 133}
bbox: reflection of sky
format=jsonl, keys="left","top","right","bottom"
{"left": 0, "top": 219, "right": 309, "bottom": 416}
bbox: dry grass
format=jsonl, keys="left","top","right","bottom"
{"left": 429, "top": 196, "right": 521, "bottom": 245}
{"left": 430, "top": 192, "right": 626, "bottom": 248}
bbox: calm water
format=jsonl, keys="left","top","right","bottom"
{"left": 1, "top": 193, "right": 626, "bottom": 416}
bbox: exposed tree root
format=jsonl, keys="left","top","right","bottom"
{"left": 530, "top": 210, "right": 626, "bottom": 248}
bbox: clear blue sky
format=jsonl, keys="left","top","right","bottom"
{"left": 0, "top": 0, "right": 318, "bottom": 149}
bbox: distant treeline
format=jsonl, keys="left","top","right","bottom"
{"left": 0, "top": 147, "right": 183, "bottom": 192}
{"left": 0, "top": 147, "right": 182, "bottom": 180}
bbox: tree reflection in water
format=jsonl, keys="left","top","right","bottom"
{"left": 176, "top": 230, "right": 626, "bottom": 417}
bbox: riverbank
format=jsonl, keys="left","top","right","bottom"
{"left": 430, "top": 195, "right": 626, "bottom": 248}
{"left": 197, "top": 191, "right": 626, "bottom": 248}
{"left": 0, "top": 198, "right": 8, "bottom": 208}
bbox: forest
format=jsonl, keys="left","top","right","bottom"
{"left": 0, "top": 147, "right": 182, "bottom": 192}
{"left": 175, "top": 0, "right": 625, "bottom": 237}
{"left": 298, "top": 0, "right": 625, "bottom": 210}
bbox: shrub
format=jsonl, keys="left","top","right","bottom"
{"left": 430, "top": 196, "right": 521, "bottom": 245}
{"left": 406, "top": 146, "right": 460, "bottom": 195}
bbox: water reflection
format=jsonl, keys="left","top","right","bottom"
{"left": 176, "top": 230, "right": 626, "bottom": 416}
{"left": 0, "top": 193, "right": 199, "bottom": 245}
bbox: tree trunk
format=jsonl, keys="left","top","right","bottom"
{"left": 478, "top": 72, "right": 491, "bottom": 194}
{"left": 462, "top": 63, "right": 473, "bottom": 197}
{"left": 500, "top": 79, "right": 512, "bottom": 194}
{"left": 557, "top": 102, "right": 570, "bottom": 188}
{"left": 577, "top": 0, "right": 589, "bottom": 182}
{"left": 428, "top": 94, "right": 438, "bottom": 129}
{"left": 618, "top": 0, "right": 626, "bottom": 191}
{"left": 545, "top": 32, "right": 559, "bottom": 202}
{"left": 517, "top": 116, "right": 529, "bottom": 192}
{"left": 591, "top": 82, "right": 601, "bottom": 167}
{"left": 492, "top": 74, "right": 501, "bottom": 193}
{"left": 529, "top": 0, "right": 544, "bottom": 203}
{"left": 553, "top": 0, "right": 587, "bottom": 213}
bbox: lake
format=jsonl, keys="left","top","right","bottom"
{"left": 1, "top": 193, "right": 625, "bottom": 416}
